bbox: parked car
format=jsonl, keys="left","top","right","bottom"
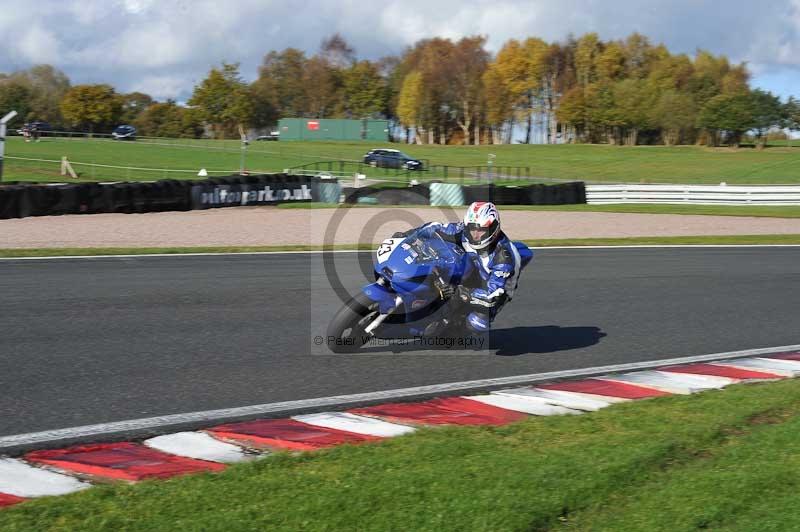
{"left": 17, "top": 121, "right": 53, "bottom": 137}
{"left": 363, "top": 149, "right": 423, "bottom": 170}
{"left": 112, "top": 124, "right": 137, "bottom": 140}
{"left": 256, "top": 131, "right": 280, "bottom": 141}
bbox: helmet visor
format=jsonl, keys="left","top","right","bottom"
{"left": 468, "top": 226, "right": 491, "bottom": 243}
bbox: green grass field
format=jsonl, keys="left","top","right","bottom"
{"left": 2, "top": 379, "right": 800, "bottom": 531}
{"left": 4, "top": 136, "right": 800, "bottom": 184}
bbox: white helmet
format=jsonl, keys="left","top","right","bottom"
{"left": 463, "top": 201, "right": 501, "bottom": 250}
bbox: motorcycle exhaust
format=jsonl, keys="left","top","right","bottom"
{"left": 363, "top": 295, "right": 403, "bottom": 335}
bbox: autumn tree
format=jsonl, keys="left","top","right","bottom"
{"left": 786, "top": 97, "right": 800, "bottom": 146}
{"left": 16, "top": 65, "right": 71, "bottom": 126}
{"left": 611, "top": 79, "right": 655, "bottom": 145}
{"left": 254, "top": 49, "right": 308, "bottom": 118}
{"left": 483, "top": 63, "right": 514, "bottom": 144}
{"left": 342, "top": 60, "right": 387, "bottom": 118}
{"left": 556, "top": 86, "right": 587, "bottom": 142}
{"left": 397, "top": 70, "right": 424, "bottom": 143}
{"left": 521, "top": 37, "right": 550, "bottom": 143}
{"left": 596, "top": 41, "right": 625, "bottom": 82}
{"left": 574, "top": 33, "right": 600, "bottom": 87}
{"left": 696, "top": 92, "right": 755, "bottom": 147}
{"left": 320, "top": 33, "right": 355, "bottom": 69}
{"left": 119, "top": 92, "right": 154, "bottom": 124}
{"left": 651, "top": 90, "right": 696, "bottom": 145}
{"left": 134, "top": 100, "right": 203, "bottom": 138}
{"left": 748, "top": 89, "right": 784, "bottom": 148}
{"left": 60, "top": 84, "right": 122, "bottom": 133}
{"left": 450, "top": 36, "right": 489, "bottom": 145}
{"left": 541, "top": 43, "right": 569, "bottom": 143}
{"left": 492, "top": 39, "right": 529, "bottom": 142}
{"left": 0, "top": 79, "right": 32, "bottom": 128}
{"left": 188, "top": 63, "right": 253, "bottom": 138}
{"left": 249, "top": 80, "right": 280, "bottom": 128}
{"left": 395, "top": 38, "right": 458, "bottom": 144}
{"left": 303, "top": 55, "right": 342, "bottom": 118}
{"left": 377, "top": 55, "right": 402, "bottom": 123}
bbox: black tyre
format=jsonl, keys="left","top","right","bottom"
{"left": 325, "top": 292, "right": 379, "bottom": 353}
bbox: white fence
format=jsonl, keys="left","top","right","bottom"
{"left": 586, "top": 184, "right": 800, "bottom": 205}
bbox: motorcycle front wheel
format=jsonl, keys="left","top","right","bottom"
{"left": 325, "top": 292, "right": 380, "bottom": 353}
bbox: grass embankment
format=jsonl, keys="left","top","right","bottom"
{"left": 1, "top": 235, "right": 800, "bottom": 258}
{"left": 2, "top": 379, "right": 800, "bottom": 531}
{"left": 4, "top": 136, "right": 800, "bottom": 184}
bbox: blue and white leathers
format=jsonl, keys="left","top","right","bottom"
{"left": 357, "top": 225, "right": 533, "bottom": 340}
{"left": 409, "top": 222, "right": 533, "bottom": 332}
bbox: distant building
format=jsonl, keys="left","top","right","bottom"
{"left": 278, "top": 118, "right": 389, "bottom": 141}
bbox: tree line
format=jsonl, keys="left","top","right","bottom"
{"left": 2, "top": 32, "right": 800, "bottom": 147}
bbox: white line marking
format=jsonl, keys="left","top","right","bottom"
{"left": 292, "top": 412, "right": 415, "bottom": 437}
{"left": 0, "top": 458, "right": 89, "bottom": 497}
{"left": 143, "top": 432, "right": 256, "bottom": 464}
{"left": 0, "top": 250, "right": 367, "bottom": 261}
{"left": 599, "top": 370, "right": 729, "bottom": 394}
{"left": 492, "top": 388, "right": 615, "bottom": 411}
{"left": 714, "top": 357, "right": 800, "bottom": 377}
{"left": 1, "top": 244, "right": 799, "bottom": 261}
{"left": 464, "top": 394, "right": 580, "bottom": 416}
{"left": 1, "top": 343, "right": 799, "bottom": 451}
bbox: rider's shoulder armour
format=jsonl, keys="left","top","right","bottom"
{"left": 491, "top": 235, "right": 515, "bottom": 268}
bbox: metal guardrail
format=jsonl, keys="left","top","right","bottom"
{"left": 284, "top": 160, "right": 539, "bottom": 184}
{"left": 586, "top": 184, "right": 800, "bottom": 205}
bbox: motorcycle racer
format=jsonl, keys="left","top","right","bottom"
{"left": 395, "top": 202, "right": 525, "bottom": 333}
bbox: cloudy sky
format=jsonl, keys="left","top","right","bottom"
{"left": 1, "top": 0, "right": 799, "bottom": 101}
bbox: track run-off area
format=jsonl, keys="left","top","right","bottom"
{"left": 1, "top": 247, "right": 799, "bottom": 441}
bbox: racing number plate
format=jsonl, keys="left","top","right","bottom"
{"left": 376, "top": 238, "right": 403, "bottom": 264}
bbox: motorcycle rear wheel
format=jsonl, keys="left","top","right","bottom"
{"left": 326, "top": 292, "right": 379, "bottom": 353}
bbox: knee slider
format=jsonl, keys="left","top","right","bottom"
{"left": 466, "top": 311, "right": 490, "bottom": 332}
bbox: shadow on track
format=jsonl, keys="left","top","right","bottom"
{"left": 353, "top": 325, "right": 606, "bottom": 356}
{"left": 490, "top": 325, "right": 607, "bottom": 356}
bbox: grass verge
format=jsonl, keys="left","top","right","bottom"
{"left": 277, "top": 202, "right": 800, "bottom": 218}
{"left": 499, "top": 204, "right": 800, "bottom": 218}
{"left": 6, "top": 137, "right": 800, "bottom": 184}
{"left": 1, "top": 235, "right": 800, "bottom": 258}
{"left": 2, "top": 379, "right": 800, "bottom": 531}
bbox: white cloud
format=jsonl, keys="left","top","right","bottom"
{"left": 0, "top": 0, "right": 798, "bottom": 99}
{"left": 16, "top": 24, "right": 62, "bottom": 64}
{"left": 128, "top": 74, "right": 190, "bottom": 101}
{"left": 120, "top": 0, "right": 155, "bottom": 14}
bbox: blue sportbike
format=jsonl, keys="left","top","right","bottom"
{"left": 326, "top": 229, "right": 533, "bottom": 353}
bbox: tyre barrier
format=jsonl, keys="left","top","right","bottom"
{"left": 342, "top": 185, "right": 430, "bottom": 205}
{"left": 0, "top": 174, "right": 323, "bottom": 219}
{"left": 0, "top": 179, "right": 586, "bottom": 219}
{"left": 461, "top": 182, "right": 586, "bottom": 205}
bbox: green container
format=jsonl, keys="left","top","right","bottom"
{"left": 278, "top": 118, "right": 389, "bottom": 141}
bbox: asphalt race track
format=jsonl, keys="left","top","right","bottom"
{"left": 1, "top": 247, "right": 799, "bottom": 437}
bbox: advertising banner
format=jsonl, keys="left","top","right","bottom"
{"left": 190, "top": 177, "right": 319, "bottom": 210}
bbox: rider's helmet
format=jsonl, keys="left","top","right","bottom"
{"left": 463, "top": 201, "right": 501, "bottom": 250}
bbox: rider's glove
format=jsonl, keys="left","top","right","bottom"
{"left": 467, "top": 288, "right": 503, "bottom": 308}
{"left": 456, "top": 285, "right": 471, "bottom": 303}
{"left": 438, "top": 284, "right": 454, "bottom": 300}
